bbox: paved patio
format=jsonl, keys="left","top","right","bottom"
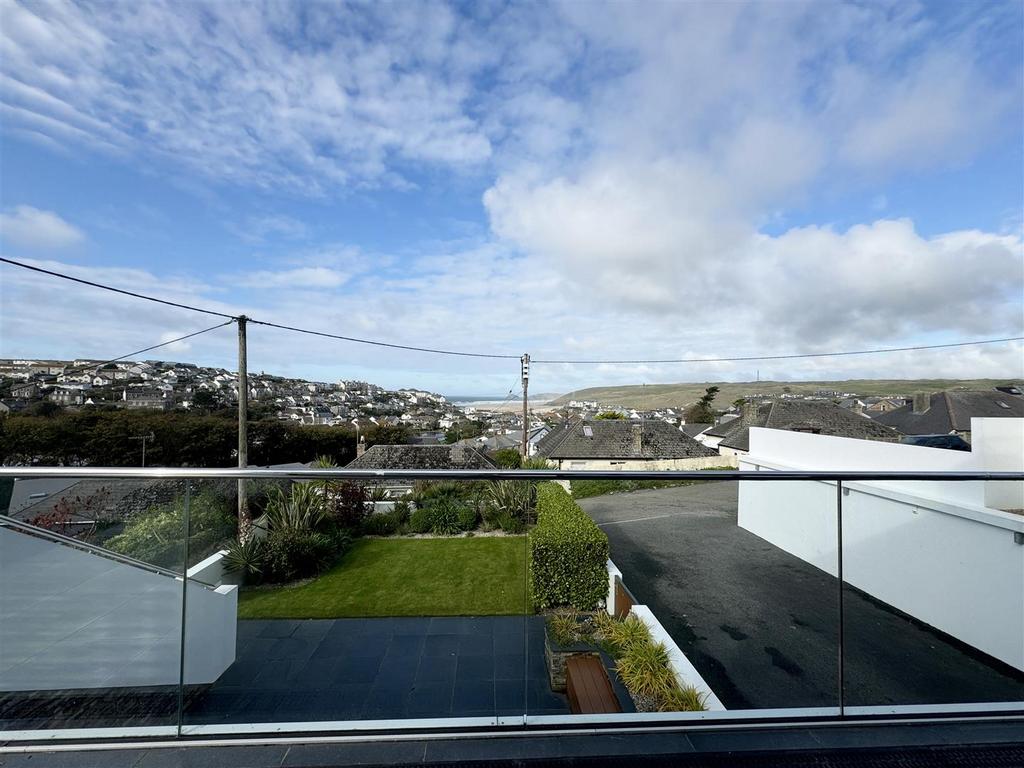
{"left": 185, "top": 616, "right": 568, "bottom": 724}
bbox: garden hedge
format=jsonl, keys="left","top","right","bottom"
{"left": 529, "top": 482, "right": 610, "bottom": 611}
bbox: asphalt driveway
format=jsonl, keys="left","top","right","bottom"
{"left": 579, "top": 481, "right": 1024, "bottom": 710}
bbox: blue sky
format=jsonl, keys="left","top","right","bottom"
{"left": 0, "top": 0, "right": 1022, "bottom": 396}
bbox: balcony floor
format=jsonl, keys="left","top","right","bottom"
{"left": 185, "top": 615, "right": 566, "bottom": 725}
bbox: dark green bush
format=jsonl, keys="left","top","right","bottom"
{"left": 363, "top": 512, "right": 400, "bottom": 536}
{"left": 426, "top": 497, "right": 462, "bottom": 535}
{"left": 456, "top": 504, "right": 479, "bottom": 531}
{"left": 409, "top": 506, "right": 432, "bottom": 533}
{"left": 106, "top": 490, "right": 235, "bottom": 569}
{"left": 264, "top": 529, "right": 339, "bottom": 583}
{"left": 529, "top": 483, "right": 609, "bottom": 611}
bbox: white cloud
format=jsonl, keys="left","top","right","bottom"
{"left": 0, "top": 205, "right": 85, "bottom": 249}
{"left": 239, "top": 267, "right": 352, "bottom": 290}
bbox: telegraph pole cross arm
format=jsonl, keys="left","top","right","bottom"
{"left": 521, "top": 354, "right": 530, "bottom": 459}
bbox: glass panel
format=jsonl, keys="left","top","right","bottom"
{"left": 182, "top": 476, "right": 531, "bottom": 728}
{"left": 0, "top": 476, "right": 187, "bottom": 731}
{"left": 841, "top": 478, "right": 1024, "bottom": 708}
{"left": 541, "top": 475, "right": 841, "bottom": 719}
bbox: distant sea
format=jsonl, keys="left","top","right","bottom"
{"left": 447, "top": 395, "right": 506, "bottom": 403}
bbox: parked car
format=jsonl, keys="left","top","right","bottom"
{"left": 899, "top": 434, "right": 971, "bottom": 451}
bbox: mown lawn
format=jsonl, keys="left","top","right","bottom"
{"left": 237, "top": 536, "right": 530, "bottom": 619}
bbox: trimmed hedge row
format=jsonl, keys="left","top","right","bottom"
{"left": 529, "top": 482, "right": 610, "bottom": 611}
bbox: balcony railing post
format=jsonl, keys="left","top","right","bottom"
{"left": 176, "top": 480, "right": 191, "bottom": 738}
{"left": 837, "top": 479, "right": 845, "bottom": 718}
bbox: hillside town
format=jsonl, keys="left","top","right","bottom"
{"left": 3, "top": 357, "right": 1021, "bottom": 468}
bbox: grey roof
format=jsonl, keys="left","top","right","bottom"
{"left": 718, "top": 400, "right": 899, "bottom": 452}
{"left": 871, "top": 390, "right": 1024, "bottom": 435}
{"left": 680, "top": 422, "right": 712, "bottom": 438}
{"left": 345, "top": 444, "right": 496, "bottom": 470}
{"left": 535, "top": 419, "right": 718, "bottom": 460}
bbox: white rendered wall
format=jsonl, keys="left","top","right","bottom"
{"left": 0, "top": 527, "right": 237, "bottom": 691}
{"left": 972, "top": 418, "right": 1024, "bottom": 510}
{"left": 737, "top": 426, "right": 1024, "bottom": 672}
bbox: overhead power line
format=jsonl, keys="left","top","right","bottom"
{"left": 0, "top": 257, "right": 238, "bottom": 320}
{"left": 247, "top": 319, "right": 520, "bottom": 360}
{"left": 3, "top": 256, "right": 1021, "bottom": 365}
{"left": 55, "top": 320, "right": 235, "bottom": 379}
{"left": 530, "top": 337, "right": 1024, "bottom": 365}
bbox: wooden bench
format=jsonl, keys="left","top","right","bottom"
{"left": 565, "top": 654, "right": 622, "bottom": 714}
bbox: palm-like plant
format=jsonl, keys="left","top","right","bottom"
{"left": 257, "top": 483, "right": 327, "bottom": 532}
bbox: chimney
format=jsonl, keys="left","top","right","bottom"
{"left": 913, "top": 392, "right": 931, "bottom": 414}
{"left": 356, "top": 436, "right": 366, "bottom": 458}
{"left": 450, "top": 442, "right": 466, "bottom": 464}
{"left": 853, "top": 401, "right": 864, "bottom": 415}
{"left": 631, "top": 423, "right": 643, "bottom": 454}
{"left": 740, "top": 400, "right": 760, "bottom": 425}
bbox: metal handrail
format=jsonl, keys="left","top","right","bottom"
{"left": 0, "top": 467, "right": 1021, "bottom": 481}
{"left": 0, "top": 512, "right": 187, "bottom": 582}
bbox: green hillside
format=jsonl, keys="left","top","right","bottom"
{"left": 549, "top": 379, "right": 1019, "bottom": 410}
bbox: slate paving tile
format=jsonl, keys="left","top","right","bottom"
{"left": 422, "top": 633, "right": 460, "bottom": 657}
{"left": 332, "top": 654, "right": 384, "bottom": 684}
{"left": 459, "top": 632, "right": 493, "bottom": 656}
{"left": 454, "top": 680, "right": 494, "bottom": 712}
{"left": 362, "top": 683, "right": 412, "bottom": 719}
{"left": 287, "top": 658, "right": 341, "bottom": 690}
{"left": 406, "top": 682, "right": 453, "bottom": 716}
{"left": 494, "top": 653, "right": 526, "bottom": 681}
{"left": 257, "top": 620, "right": 298, "bottom": 639}
{"left": 387, "top": 633, "right": 425, "bottom": 656}
{"left": 249, "top": 659, "right": 298, "bottom": 689}
{"left": 495, "top": 680, "right": 528, "bottom": 711}
{"left": 455, "top": 654, "right": 493, "bottom": 683}
{"left": 290, "top": 620, "right": 333, "bottom": 644}
{"left": 268, "top": 636, "right": 316, "bottom": 661}
{"left": 415, "top": 654, "right": 456, "bottom": 683}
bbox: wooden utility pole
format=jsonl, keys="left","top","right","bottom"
{"left": 237, "top": 315, "right": 251, "bottom": 541}
{"left": 521, "top": 353, "right": 530, "bottom": 459}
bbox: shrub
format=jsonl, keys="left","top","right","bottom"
{"left": 426, "top": 497, "right": 462, "bottom": 536}
{"left": 363, "top": 512, "right": 400, "bottom": 536}
{"left": 661, "top": 684, "right": 710, "bottom": 712}
{"left": 456, "top": 504, "right": 479, "bottom": 531}
{"left": 324, "top": 481, "right": 368, "bottom": 530}
{"left": 529, "top": 483, "right": 609, "bottom": 611}
{"left": 106, "top": 490, "right": 234, "bottom": 569}
{"left": 391, "top": 499, "right": 411, "bottom": 524}
{"left": 223, "top": 537, "right": 267, "bottom": 583}
{"left": 493, "top": 448, "right": 521, "bottom": 468}
{"left": 258, "top": 483, "right": 327, "bottom": 533}
{"left": 487, "top": 480, "right": 534, "bottom": 527}
{"left": 409, "top": 506, "right": 433, "bottom": 534}
{"left": 264, "top": 529, "right": 338, "bottom": 583}
{"left": 547, "top": 609, "right": 581, "bottom": 646}
{"left": 615, "top": 640, "right": 676, "bottom": 700}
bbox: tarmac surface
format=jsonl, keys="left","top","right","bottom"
{"left": 579, "top": 481, "right": 1024, "bottom": 710}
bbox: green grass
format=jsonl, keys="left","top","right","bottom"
{"left": 570, "top": 475, "right": 731, "bottom": 500}
{"left": 237, "top": 536, "right": 530, "bottom": 619}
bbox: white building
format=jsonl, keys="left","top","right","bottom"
{"left": 737, "top": 418, "right": 1024, "bottom": 672}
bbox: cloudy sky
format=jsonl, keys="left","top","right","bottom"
{"left": 0, "top": 0, "right": 1021, "bottom": 396}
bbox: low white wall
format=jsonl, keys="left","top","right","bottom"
{"left": 606, "top": 559, "right": 622, "bottom": 616}
{"left": 630, "top": 605, "right": 726, "bottom": 711}
{"left": 186, "top": 549, "right": 228, "bottom": 586}
{"left": 0, "top": 527, "right": 237, "bottom": 691}
{"left": 738, "top": 427, "right": 1024, "bottom": 672}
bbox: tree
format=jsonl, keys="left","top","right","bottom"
{"left": 684, "top": 386, "right": 720, "bottom": 424}
{"left": 595, "top": 411, "right": 625, "bottom": 420}
{"left": 493, "top": 448, "right": 522, "bottom": 468}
